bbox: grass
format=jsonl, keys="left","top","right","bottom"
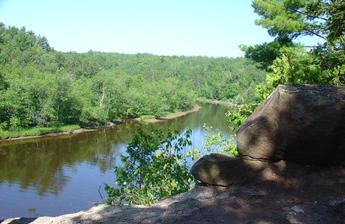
{"left": 0, "top": 124, "right": 81, "bottom": 139}
{"left": 138, "top": 115, "right": 157, "bottom": 120}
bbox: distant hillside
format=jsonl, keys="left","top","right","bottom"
{"left": 0, "top": 23, "right": 265, "bottom": 131}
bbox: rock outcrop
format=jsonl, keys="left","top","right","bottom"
{"left": 192, "top": 85, "right": 345, "bottom": 186}
{"left": 191, "top": 153, "right": 297, "bottom": 186}
{"left": 237, "top": 85, "right": 345, "bottom": 165}
{"left": 191, "top": 153, "right": 256, "bottom": 186}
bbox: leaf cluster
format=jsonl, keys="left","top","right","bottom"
{"left": 105, "top": 128, "right": 194, "bottom": 206}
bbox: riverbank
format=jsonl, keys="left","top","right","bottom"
{"left": 0, "top": 105, "right": 201, "bottom": 143}
{"left": 135, "top": 105, "right": 201, "bottom": 123}
{"left": 197, "top": 98, "right": 237, "bottom": 108}
{"left": 0, "top": 125, "right": 82, "bottom": 141}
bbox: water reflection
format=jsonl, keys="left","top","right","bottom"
{"left": 0, "top": 104, "right": 230, "bottom": 219}
{"left": 0, "top": 123, "right": 137, "bottom": 195}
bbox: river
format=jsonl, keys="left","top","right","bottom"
{"left": 0, "top": 104, "right": 231, "bottom": 219}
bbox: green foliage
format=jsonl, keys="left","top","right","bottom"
{"left": 252, "top": 0, "right": 342, "bottom": 41}
{"left": 251, "top": 0, "right": 344, "bottom": 85}
{"left": 271, "top": 46, "right": 342, "bottom": 84}
{"left": 203, "top": 124, "right": 238, "bottom": 156}
{"left": 233, "top": 0, "right": 345, "bottom": 135}
{"left": 105, "top": 128, "right": 194, "bottom": 206}
{"left": 240, "top": 40, "right": 293, "bottom": 70}
{"left": 327, "top": 0, "right": 345, "bottom": 43}
{"left": 0, "top": 125, "right": 80, "bottom": 139}
{"left": 227, "top": 103, "right": 258, "bottom": 132}
{"left": 0, "top": 23, "right": 265, "bottom": 134}
{"left": 255, "top": 44, "right": 344, "bottom": 101}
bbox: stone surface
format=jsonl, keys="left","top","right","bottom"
{"left": 190, "top": 153, "right": 257, "bottom": 186}
{"left": 237, "top": 85, "right": 345, "bottom": 165}
{"left": 190, "top": 153, "right": 293, "bottom": 186}
{"left": 190, "top": 153, "right": 345, "bottom": 187}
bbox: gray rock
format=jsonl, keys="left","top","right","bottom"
{"left": 237, "top": 85, "right": 345, "bottom": 165}
{"left": 190, "top": 153, "right": 255, "bottom": 186}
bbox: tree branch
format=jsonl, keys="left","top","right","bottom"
{"left": 303, "top": 45, "right": 319, "bottom": 48}
{"left": 287, "top": 7, "right": 328, "bottom": 21}
{"left": 305, "top": 29, "right": 327, "bottom": 40}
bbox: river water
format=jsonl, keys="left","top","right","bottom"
{"left": 0, "top": 104, "right": 230, "bottom": 219}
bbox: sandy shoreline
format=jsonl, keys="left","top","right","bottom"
{"left": 135, "top": 105, "right": 201, "bottom": 123}
{"left": 197, "top": 99, "right": 237, "bottom": 108}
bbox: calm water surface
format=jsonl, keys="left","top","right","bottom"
{"left": 0, "top": 104, "right": 230, "bottom": 219}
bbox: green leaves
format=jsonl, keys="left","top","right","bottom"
{"left": 227, "top": 103, "right": 258, "bottom": 132}
{"left": 241, "top": 40, "right": 294, "bottom": 70}
{"left": 105, "top": 128, "right": 194, "bottom": 206}
{"left": 253, "top": 0, "right": 327, "bottom": 40}
{"left": 253, "top": 0, "right": 304, "bottom": 37}
{"left": 327, "top": 0, "right": 345, "bottom": 42}
{"left": 253, "top": 0, "right": 345, "bottom": 47}
{"left": 203, "top": 125, "right": 239, "bottom": 156}
{"left": 233, "top": 0, "right": 344, "bottom": 146}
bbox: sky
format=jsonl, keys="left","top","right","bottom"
{"left": 0, "top": 0, "right": 275, "bottom": 57}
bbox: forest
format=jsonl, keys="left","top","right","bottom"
{"left": 229, "top": 0, "right": 345, "bottom": 128}
{"left": 0, "top": 23, "right": 265, "bottom": 137}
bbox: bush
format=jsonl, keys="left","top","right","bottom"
{"left": 105, "top": 128, "right": 194, "bottom": 206}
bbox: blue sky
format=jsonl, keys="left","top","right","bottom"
{"left": 0, "top": 0, "right": 275, "bottom": 57}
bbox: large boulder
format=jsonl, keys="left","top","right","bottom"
{"left": 190, "top": 153, "right": 308, "bottom": 186}
{"left": 190, "top": 154, "right": 257, "bottom": 186}
{"left": 237, "top": 85, "right": 345, "bottom": 165}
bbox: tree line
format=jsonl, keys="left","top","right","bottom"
{"left": 0, "top": 23, "right": 265, "bottom": 132}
